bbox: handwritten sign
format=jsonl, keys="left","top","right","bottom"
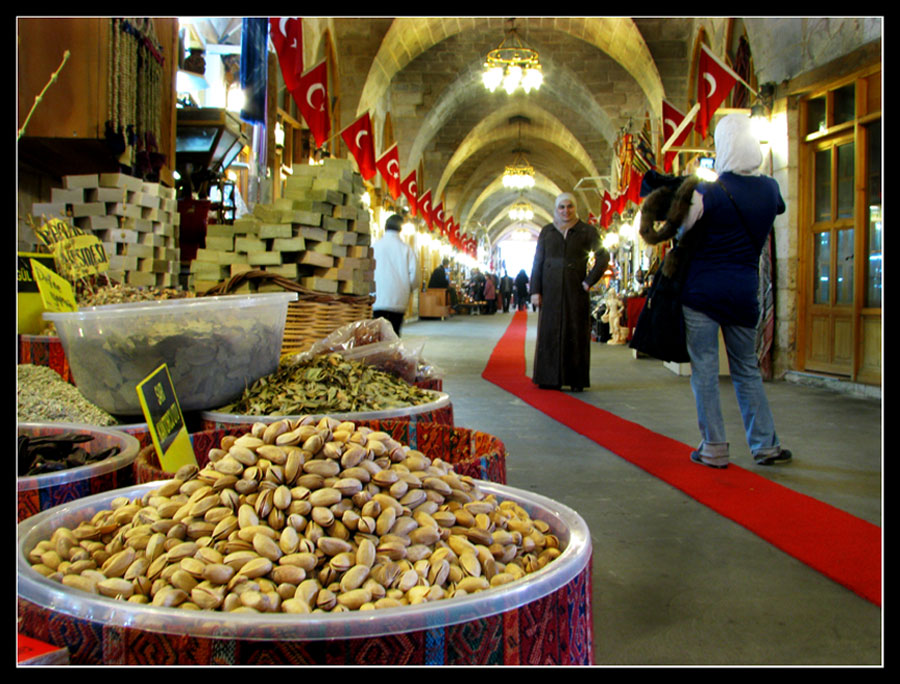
{"left": 52, "top": 234, "right": 110, "bottom": 280}
{"left": 29, "top": 258, "right": 77, "bottom": 312}
{"left": 32, "top": 217, "right": 85, "bottom": 247}
{"left": 136, "top": 364, "right": 196, "bottom": 473}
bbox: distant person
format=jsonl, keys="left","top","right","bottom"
{"left": 372, "top": 214, "right": 418, "bottom": 335}
{"left": 427, "top": 258, "right": 450, "bottom": 289}
{"left": 530, "top": 192, "right": 609, "bottom": 391}
{"left": 499, "top": 270, "right": 514, "bottom": 312}
{"left": 514, "top": 269, "right": 530, "bottom": 311}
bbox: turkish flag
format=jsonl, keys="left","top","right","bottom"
{"left": 626, "top": 167, "right": 644, "bottom": 205}
{"left": 419, "top": 189, "right": 433, "bottom": 230}
{"left": 433, "top": 202, "right": 445, "bottom": 235}
{"left": 269, "top": 18, "right": 303, "bottom": 91}
{"left": 341, "top": 112, "right": 376, "bottom": 181}
{"left": 697, "top": 44, "right": 739, "bottom": 140}
{"left": 400, "top": 170, "right": 418, "bottom": 217}
{"left": 293, "top": 60, "right": 330, "bottom": 148}
{"left": 600, "top": 191, "right": 614, "bottom": 228}
{"left": 375, "top": 143, "right": 402, "bottom": 201}
{"left": 662, "top": 100, "right": 694, "bottom": 173}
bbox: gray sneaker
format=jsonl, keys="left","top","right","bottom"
{"left": 754, "top": 449, "right": 793, "bottom": 466}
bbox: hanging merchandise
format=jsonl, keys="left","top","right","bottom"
{"left": 106, "top": 18, "right": 165, "bottom": 173}
{"left": 240, "top": 18, "right": 269, "bottom": 126}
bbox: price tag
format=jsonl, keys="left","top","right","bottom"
{"left": 29, "top": 258, "right": 77, "bottom": 312}
{"left": 52, "top": 234, "right": 109, "bottom": 280}
{"left": 135, "top": 364, "right": 196, "bottom": 473}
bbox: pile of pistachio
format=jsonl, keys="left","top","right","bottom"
{"left": 218, "top": 352, "right": 436, "bottom": 416}
{"left": 25, "top": 416, "right": 562, "bottom": 614}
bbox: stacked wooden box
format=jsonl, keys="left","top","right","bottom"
{"left": 189, "top": 158, "right": 375, "bottom": 296}
{"left": 31, "top": 173, "right": 181, "bottom": 288}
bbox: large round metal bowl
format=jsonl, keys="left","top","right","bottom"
{"left": 200, "top": 389, "right": 454, "bottom": 431}
{"left": 17, "top": 422, "right": 141, "bottom": 522}
{"left": 17, "top": 480, "right": 593, "bottom": 665}
{"left": 43, "top": 292, "right": 297, "bottom": 416}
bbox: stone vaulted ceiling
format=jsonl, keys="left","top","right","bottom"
{"left": 340, "top": 17, "right": 682, "bottom": 246}
{"left": 194, "top": 17, "right": 697, "bottom": 246}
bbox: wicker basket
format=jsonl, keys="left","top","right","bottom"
{"left": 202, "top": 270, "right": 374, "bottom": 357}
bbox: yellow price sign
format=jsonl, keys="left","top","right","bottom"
{"left": 29, "top": 258, "right": 77, "bottom": 312}
{"left": 52, "top": 234, "right": 109, "bottom": 281}
{"left": 135, "top": 364, "right": 196, "bottom": 473}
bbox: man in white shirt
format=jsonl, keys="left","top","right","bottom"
{"left": 372, "top": 213, "right": 418, "bottom": 335}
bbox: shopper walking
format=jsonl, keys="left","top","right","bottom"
{"left": 499, "top": 270, "right": 514, "bottom": 312}
{"left": 483, "top": 272, "right": 496, "bottom": 314}
{"left": 530, "top": 192, "right": 609, "bottom": 391}
{"left": 678, "top": 114, "right": 790, "bottom": 469}
{"left": 372, "top": 214, "right": 418, "bottom": 336}
{"left": 514, "top": 269, "right": 529, "bottom": 311}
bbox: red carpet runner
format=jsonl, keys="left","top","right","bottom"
{"left": 482, "top": 311, "right": 881, "bottom": 606}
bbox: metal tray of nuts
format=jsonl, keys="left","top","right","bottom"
{"left": 17, "top": 480, "right": 591, "bottom": 641}
{"left": 200, "top": 390, "right": 451, "bottom": 426}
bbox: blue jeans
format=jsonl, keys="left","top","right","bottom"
{"left": 682, "top": 305, "right": 781, "bottom": 464}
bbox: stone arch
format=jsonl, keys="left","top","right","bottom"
{"left": 358, "top": 17, "right": 664, "bottom": 122}
{"left": 435, "top": 103, "right": 599, "bottom": 203}
{"left": 404, "top": 51, "right": 618, "bottom": 178}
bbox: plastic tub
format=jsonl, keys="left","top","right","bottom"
{"left": 17, "top": 422, "right": 141, "bottom": 522}
{"left": 43, "top": 293, "right": 297, "bottom": 416}
{"left": 134, "top": 420, "right": 506, "bottom": 486}
{"left": 200, "top": 390, "right": 454, "bottom": 432}
{"left": 17, "top": 480, "right": 593, "bottom": 665}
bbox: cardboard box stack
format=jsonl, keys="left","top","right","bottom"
{"left": 31, "top": 173, "right": 181, "bottom": 288}
{"left": 189, "top": 158, "right": 375, "bottom": 296}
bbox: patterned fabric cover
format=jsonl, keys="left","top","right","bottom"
{"left": 17, "top": 557, "right": 593, "bottom": 665}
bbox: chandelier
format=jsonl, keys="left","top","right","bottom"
{"left": 509, "top": 200, "right": 534, "bottom": 221}
{"left": 502, "top": 159, "right": 535, "bottom": 190}
{"left": 482, "top": 21, "right": 543, "bottom": 94}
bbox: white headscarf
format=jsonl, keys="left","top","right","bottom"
{"left": 553, "top": 192, "right": 579, "bottom": 231}
{"left": 713, "top": 114, "right": 763, "bottom": 175}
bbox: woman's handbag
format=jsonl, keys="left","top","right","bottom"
{"left": 628, "top": 252, "right": 691, "bottom": 363}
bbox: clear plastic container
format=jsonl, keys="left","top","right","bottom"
{"left": 17, "top": 480, "right": 591, "bottom": 642}
{"left": 44, "top": 293, "right": 297, "bottom": 416}
{"left": 17, "top": 422, "right": 141, "bottom": 521}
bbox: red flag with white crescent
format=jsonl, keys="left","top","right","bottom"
{"left": 375, "top": 143, "right": 402, "bottom": 201}
{"left": 600, "top": 190, "right": 613, "bottom": 228}
{"left": 697, "top": 44, "right": 739, "bottom": 140}
{"left": 269, "top": 17, "right": 303, "bottom": 91}
{"left": 433, "top": 202, "right": 445, "bottom": 235}
{"left": 662, "top": 100, "right": 693, "bottom": 173}
{"left": 400, "top": 170, "right": 418, "bottom": 217}
{"left": 340, "top": 112, "right": 376, "bottom": 181}
{"left": 419, "top": 189, "right": 433, "bottom": 230}
{"left": 293, "top": 60, "right": 330, "bottom": 148}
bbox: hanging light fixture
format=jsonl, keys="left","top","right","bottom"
{"left": 482, "top": 19, "right": 543, "bottom": 94}
{"left": 502, "top": 116, "right": 535, "bottom": 190}
{"left": 509, "top": 200, "right": 534, "bottom": 221}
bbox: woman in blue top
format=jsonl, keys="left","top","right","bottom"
{"left": 679, "top": 114, "right": 790, "bottom": 469}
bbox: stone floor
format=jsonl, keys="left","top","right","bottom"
{"left": 401, "top": 310, "right": 883, "bottom": 666}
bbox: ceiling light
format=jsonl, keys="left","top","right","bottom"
{"left": 482, "top": 21, "right": 542, "bottom": 94}
{"left": 509, "top": 201, "right": 534, "bottom": 221}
